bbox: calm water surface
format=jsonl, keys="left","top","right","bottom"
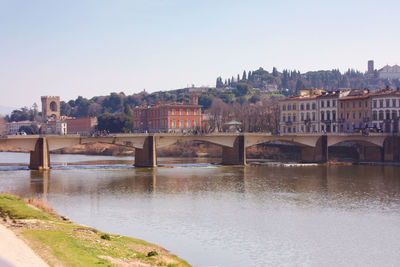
{"left": 0, "top": 152, "right": 400, "bottom": 267}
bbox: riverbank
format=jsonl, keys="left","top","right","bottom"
{"left": 0, "top": 194, "right": 190, "bottom": 267}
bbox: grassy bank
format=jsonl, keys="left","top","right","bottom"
{"left": 0, "top": 194, "right": 190, "bottom": 267}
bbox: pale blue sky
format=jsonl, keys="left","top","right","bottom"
{"left": 1, "top": 0, "right": 399, "bottom": 108}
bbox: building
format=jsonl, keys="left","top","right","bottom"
{"left": 318, "top": 91, "right": 339, "bottom": 133}
{"left": 378, "top": 65, "right": 400, "bottom": 80}
{"left": 66, "top": 117, "right": 98, "bottom": 136}
{"left": 43, "top": 121, "right": 68, "bottom": 135}
{"left": 279, "top": 89, "right": 322, "bottom": 134}
{"left": 132, "top": 95, "right": 202, "bottom": 133}
{"left": 370, "top": 89, "right": 400, "bottom": 133}
{"left": 337, "top": 89, "right": 370, "bottom": 133}
{"left": 6, "top": 121, "right": 38, "bottom": 135}
{"left": 41, "top": 96, "right": 60, "bottom": 121}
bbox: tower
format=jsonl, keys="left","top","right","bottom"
{"left": 41, "top": 96, "right": 60, "bottom": 121}
{"left": 368, "top": 60, "right": 374, "bottom": 73}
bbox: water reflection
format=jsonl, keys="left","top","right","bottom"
{"left": 1, "top": 154, "right": 400, "bottom": 267}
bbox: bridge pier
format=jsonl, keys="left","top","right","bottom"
{"left": 222, "top": 136, "right": 246, "bottom": 165}
{"left": 301, "top": 135, "right": 327, "bottom": 163}
{"left": 134, "top": 136, "right": 157, "bottom": 167}
{"left": 29, "top": 137, "right": 50, "bottom": 170}
{"left": 383, "top": 136, "right": 400, "bottom": 162}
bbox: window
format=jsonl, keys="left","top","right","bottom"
{"left": 379, "top": 100, "right": 383, "bottom": 108}
{"left": 365, "top": 101, "right": 368, "bottom": 107}
{"left": 312, "top": 112, "right": 316, "bottom": 121}
{"left": 301, "top": 113, "right": 304, "bottom": 121}
{"left": 293, "top": 126, "right": 296, "bottom": 133}
{"left": 193, "top": 120, "right": 197, "bottom": 127}
{"left": 359, "top": 112, "right": 361, "bottom": 119}
{"left": 306, "top": 112, "right": 310, "bottom": 120}
{"left": 282, "top": 105, "right": 286, "bottom": 111}
{"left": 172, "top": 120, "right": 176, "bottom": 128}
{"left": 194, "top": 109, "right": 198, "bottom": 115}
{"left": 321, "top": 111, "right": 325, "bottom": 121}
{"left": 347, "top": 113, "right": 349, "bottom": 119}
{"left": 179, "top": 109, "right": 183, "bottom": 115}
{"left": 312, "top": 103, "right": 316, "bottom": 110}
{"left": 373, "top": 111, "right": 377, "bottom": 120}
{"left": 327, "top": 111, "right": 331, "bottom": 120}
{"left": 379, "top": 110, "right": 384, "bottom": 120}
{"left": 288, "top": 115, "right": 291, "bottom": 122}
{"left": 333, "top": 111, "right": 336, "bottom": 121}
{"left": 306, "top": 103, "right": 310, "bottom": 110}
{"left": 301, "top": 125, "right": 304, "bottom": 132}
{"left": 301, "top": 104, "right": 304, "bottom": 110}
{"left": 341, "top": 102, "right": 343, "bottom": 108}
{"left": 327, "top": 100, "right": 330, "bottom": 107}
{"left": 353, "top": 102, "right": 355, "bottom": 108}
{"left": 386, "top": 99, "right": 390, "bottom": 108}
{"left": 333, "top": 100, "right": 336, "bottom": 107}
{"left": 373, "top": 100, "right": 377, "bottom": 108}
{"left": 333, "top": 125, "right": 336, "bottom": 132}
{"left": 359, "top": 101, "right": 362, "bottom": 108}
{"left": 187, "top": 109, "right": 190, "bottom": 115}
{"left": 288, "top": 104, "right": 291, "bottom": 111}
{"left": 293, "top": 104, "right": 296, "bottom": 110}
{"left": 386, "top": 110, "right": 391, "bottom": 120}
{"left": 186, "top": 120, "right": 190, "bottom": 128}
{"left": 283, "top": 115, "right": 286, "bottom": 122}
{"left": 293, "top": 114, "right": 296, "bottom": 122}
{"left": 393, "top": 99, "right": 396, "bottom": 107}
{"left": 321, "top": 101, "right": 325, "bottom": 108}
{"left": 353, "top": 112, "right": 355, "bottom": 119}
{"left": 172, "top": 109, "right": 175, "bottom": 115}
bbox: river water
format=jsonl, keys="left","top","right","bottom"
{"left": 0, "top": 152, "right": 400, "bottom": 267}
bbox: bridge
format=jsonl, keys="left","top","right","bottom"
{"left": 1, "top": 133, "right": 399, "bottom": 169}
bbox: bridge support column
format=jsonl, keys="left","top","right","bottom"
{"left": 222, "top": 136, "right": 246, "bottom": 165}
{"left": 301, "top": 135, "right": 327, "bottom": 163}
{"left": 29, "top": 137, "right": 50, "bottom": 170}
{"left": 383, "top": 136, "right": 400, "bottom": 162}
{"left": 134, "top": 136, "right": 157, "bottom": 167}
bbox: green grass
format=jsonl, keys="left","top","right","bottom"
{"left": 0, "top": 193, "right": 191, "bottom": 267}
{"left": 0, "top": 194, "right": 52, "bottom": 220}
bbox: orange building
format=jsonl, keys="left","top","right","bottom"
{"left": 132, "top": 95, "right": 202, "bottom": 133}
{"left": 338, "top": 89, "right": 370, "bottom": 133}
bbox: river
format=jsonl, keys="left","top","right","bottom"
{"left": 0, "top": 152, "right": 400, "bottom": 267}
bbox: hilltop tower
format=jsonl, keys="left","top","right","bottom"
{"left": 368, "top": 60, "right": 374, "bottom": 73}
{"left": 41, "top": 96, "right": 60, "bottom": 121}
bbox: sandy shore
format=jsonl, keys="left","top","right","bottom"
{"left": 0, "top": 223, "right": 48, "bottom": 267}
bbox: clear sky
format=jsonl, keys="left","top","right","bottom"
{"left": 1, "top": 0, "right": 399, "bottom": 108}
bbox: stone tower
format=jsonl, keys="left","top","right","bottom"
{"left": 41, "top": 96, "right": 60, "bottom": 121}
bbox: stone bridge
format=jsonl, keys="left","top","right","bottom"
{"left": 1, "top": 133, "right": 399, "bottom": 169}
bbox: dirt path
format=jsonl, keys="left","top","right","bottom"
{"left": 0, "top": 223, "right": 48, "bottom": 267}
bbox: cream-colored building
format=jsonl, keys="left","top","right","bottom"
{"left": 279, "top": 89, "right": 323, "bottom": 134}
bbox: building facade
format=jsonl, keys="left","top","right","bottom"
{"left": 279, "top": 89, "right": 321, "bottom": 134}
{"left": 66, "top": 117, "right": 98, "bottom": 136}
{"left": 318, "top": 91, "right": 339, "bottom": 133}
{"left": 370, "top": 89, "right": 400, "bottom": 133}
{"left": 337, "top": 89, "right": 370, "bottom": 133}
{"left": 378, "top": 65, "right": 400, "bottom": 80}
{"left": 7, "top": 121, "right": 37, "bottom": 135}
{"left": 132, "top": 95, "right": 202, "bottom": 133}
